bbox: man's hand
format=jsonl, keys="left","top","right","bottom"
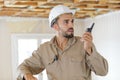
{"left": 24, "top": 73, "right": 37, "bottom": 80}
{"left": 81, "top": 32, "right": 93, "bottom": 55}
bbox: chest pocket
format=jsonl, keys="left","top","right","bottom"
{"left": 70, "top": 56, "right": 84, "bottom": 69}
{"left": 71, "top": 56, "right": 83, "bottom": 62}
{"left": 70, "top": 52, "right": 85, "bottom": 62}
{"left": 69, "top": 54, "right": 86, "bottom": 76}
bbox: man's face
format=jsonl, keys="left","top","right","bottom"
{"left": 56, "top": 13, "right": 74, "bottom": 38}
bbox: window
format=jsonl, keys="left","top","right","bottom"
{"left": 11, "top": 34, "right": 54, "bottom": 80}
{"left": 18, "top": 39, "right": 37, "bottom": 65}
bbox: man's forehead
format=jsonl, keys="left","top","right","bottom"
{"left": 59, "top": 13, "right": 74, "bottom": 20}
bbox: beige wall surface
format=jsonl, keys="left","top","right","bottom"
{"left": 0, "top": 20, "right": 12, "bottom": 80}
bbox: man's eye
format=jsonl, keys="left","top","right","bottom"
{"left": 64, "top": 20, "right": 69, "bottom": 24}
{"left": 71, "top": 19, "right": 74, "bottom": 23}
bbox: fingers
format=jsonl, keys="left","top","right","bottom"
{"left": 24, "top": 74, "right": 38, "bottom": 80}
{"left": 31, "top": 77, "right": 37, "bottom": 80}
{"left": 82, "top": 32, "right": 93, "bottom": 42}
{"left": 81, "top": 32, "right": 93, "bottom": 54}
{"left": 25, "top": 77, "right": 37, "bottom": 80}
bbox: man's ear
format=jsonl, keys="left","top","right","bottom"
{"left": 53, "top": 24, "right": 59, "bottom": 31}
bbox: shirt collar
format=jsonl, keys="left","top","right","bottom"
{"left": 50, "top": 36, "right": 77, "bottom": 47}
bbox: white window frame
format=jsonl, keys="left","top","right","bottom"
{"left": 11, "top": 34, "right": 54, "bottom": 80}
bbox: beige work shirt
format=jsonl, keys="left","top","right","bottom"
{"left": 17, "top": 36, "right": 108, "bottom": 80}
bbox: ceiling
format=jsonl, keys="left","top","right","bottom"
{"left": 0, "top": 0, "right": 120, "bottom": 19}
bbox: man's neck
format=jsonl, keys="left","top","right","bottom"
{"left": 56, "top": 36, "right": 68, "bottom": 50}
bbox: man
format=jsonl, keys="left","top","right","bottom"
{"left": 17, "top": 5, "right": 108, "bottom": 80}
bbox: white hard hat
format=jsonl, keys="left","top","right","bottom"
{"left": 49, "top": 5, "right": 75, "bottom": 27}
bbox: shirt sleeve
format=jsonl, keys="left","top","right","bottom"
{"left": 17, "top": 46, "right": 45, "bottom": 80}
{"left": 85, "top": 44, "right": 108, "bottom": 76}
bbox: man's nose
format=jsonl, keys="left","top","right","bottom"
{"left": 68, "top": 21, "right": 74, "bottom": 28}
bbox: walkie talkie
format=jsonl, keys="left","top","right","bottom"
{"left": 86, "top": 23, "right": 95, "bottom": 33}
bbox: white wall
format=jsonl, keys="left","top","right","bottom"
{"left": 84, "top": 11, "right": 120, "bottom": 80}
